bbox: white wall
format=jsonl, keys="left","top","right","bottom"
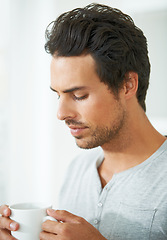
{"left": 0, "top": 0, "right": 167, "bottom": 207}
{"left": 0, "top": 0, "right": 11, "bottom": 204}
{"left": 131, "top": 9, "right": 167, "bottom": 133}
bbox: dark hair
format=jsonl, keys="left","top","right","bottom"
{"left": 45, "top": 3, "right": 150, "bottom": 111}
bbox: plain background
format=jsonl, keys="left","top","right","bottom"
{"left": 0, "top": 0, "right": 167, "bottom": 207}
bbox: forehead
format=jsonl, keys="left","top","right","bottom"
{"left": 50, "top": 54, "right": 101, "bottom": 90}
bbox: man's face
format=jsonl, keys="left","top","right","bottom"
{"left": 50, "top": 54, "right": 127, "bottom": 149}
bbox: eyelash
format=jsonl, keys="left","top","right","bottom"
{"left": 73, "top": 95, "right": 88, "bottom": 101}
{"left": 56, "top": 94, "right": 88, "bottom": 101}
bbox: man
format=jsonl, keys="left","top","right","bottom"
{"left": 0, "top": 3, "right": 167, "bottom": 240}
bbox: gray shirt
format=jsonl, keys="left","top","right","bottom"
{"left": 59, "top": 140, "right": 167, "bottom": 239}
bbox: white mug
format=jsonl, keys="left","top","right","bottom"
{"left": 10, "top": 202, "right": 56, "bottom": 240}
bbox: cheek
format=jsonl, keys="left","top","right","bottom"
{"left": 81, "top": 96, "right": 125, "bottom": 127}
{"left": 81, "top": 100, "right": 111, "bottom": 124}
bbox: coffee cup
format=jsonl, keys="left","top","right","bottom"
{"left": 10, "top": 202, "right": 56, "bottom": 240}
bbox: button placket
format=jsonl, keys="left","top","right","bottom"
{"left": 94, "top": 186, "right": 109, "bottom": 228}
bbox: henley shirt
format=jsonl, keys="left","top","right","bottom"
{"left": 59, "top": 140, "right": 167, "bottom": 239}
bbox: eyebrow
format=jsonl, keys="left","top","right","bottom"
{"left": 50, "top": 86, "right": 88, "bottom": 93}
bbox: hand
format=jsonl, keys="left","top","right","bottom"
{"left": 0, "top": 205, "right": 19, "bottom": 240}
{"left": 40, "top": 209, "right": 106, "bottom": 240}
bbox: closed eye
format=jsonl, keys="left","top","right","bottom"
{"left": 73, "top": 94, "right": 88, "bottom": 101}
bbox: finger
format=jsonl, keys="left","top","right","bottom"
{"left": 0, "top": 216, "right": 19, "bottom": 231}
{"left": 0, "top": 205, "right": 11, "bottom": 217}
{"left": 0, "top": 228, "right": 17, "bottom": 240}
{"left": 40, "top": 231, "right": 57, "bottom": 240}
{"left": 47, "top": 209, "right": 82, "bottom": 223}
{"left": 0, "top": 205, "right": 19, "bottom": 231}
{"left": 42, "top": 220, "right": 59, "bottom": 235}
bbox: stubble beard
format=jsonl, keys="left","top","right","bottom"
{"left": 75, "top": 109, "right": 127, "bottom": 149}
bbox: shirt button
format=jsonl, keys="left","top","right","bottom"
{"left": 94, "top": 219, "right": 98, "bottom": 224}
{"left": 98, "top": 202, "right": 103, "bottom": 207}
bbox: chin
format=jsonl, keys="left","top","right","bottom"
{"left": 75, "top": 138, "right": 100, "bottom": 149}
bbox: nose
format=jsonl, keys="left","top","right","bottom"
{"left": 57, "top": 98, "right": 76, "bottom": 121}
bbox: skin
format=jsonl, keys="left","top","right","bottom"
{"left": 0, "top": 54, "right": 165, "bottom": 239}
{"left": 40, "top": 209, "right": 106, "bottom": 240}
{"left": 0, "top": 205, "right": 19, "bottom": 239}
{"left": 50, "top": 54, "right": 128, "bottom": 150}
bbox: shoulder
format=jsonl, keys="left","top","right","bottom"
{"left": 154, "top": 139, "right": 167, "bottom": 165}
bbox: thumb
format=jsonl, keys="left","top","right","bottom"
{"left": 47, "top": 209, "right": 80, "bottom": 223}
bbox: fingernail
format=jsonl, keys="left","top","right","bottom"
{"left": 10, "top": 222, "right": 18, "bottom": 231}
{"left": 4, "top": 208, "right": 9, "bottom": 216}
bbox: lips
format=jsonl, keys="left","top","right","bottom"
{"left": 68, "top": 125, "right": 88, "bottom": 137}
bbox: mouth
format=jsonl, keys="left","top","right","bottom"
{"left": 68, "top": 125, "right": 89, "bottom": 137}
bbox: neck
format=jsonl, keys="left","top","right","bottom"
{"left": 98, "top": 108, "right": 166, "bottom": 188}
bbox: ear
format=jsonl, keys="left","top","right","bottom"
{"left": 123, "top": 71, "right": 138, "bottom": 100}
